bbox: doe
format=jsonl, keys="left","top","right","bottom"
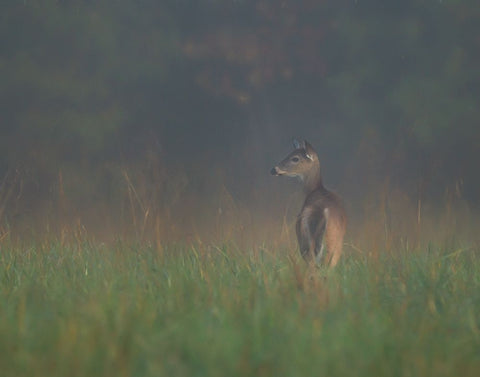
{"left": 271, "top": 139, "right": 346, "bottom": 267}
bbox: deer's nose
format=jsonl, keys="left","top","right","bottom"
{"left": 270, "top": 167, "right": 278, "bottom": 175}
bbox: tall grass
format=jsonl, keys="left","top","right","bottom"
{"left": 1, "top": 239, "right": 479, "bottom": 377}
{"left": 1, "top": 160, "right": 479, "bottom": 376}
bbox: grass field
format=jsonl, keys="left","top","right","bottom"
{"left": 1, "top": 239, "right": 479, "bottom": 377}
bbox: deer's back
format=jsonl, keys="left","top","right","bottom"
{"left": 301, "top": 187, "right": 346, "bottom": 229}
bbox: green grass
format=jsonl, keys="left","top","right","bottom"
{"left": 0, "top": 240, "right": 479, "bottom": 377}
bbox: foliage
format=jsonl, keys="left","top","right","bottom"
{"left": 1, "top": 0, "right": 178, "bottom": 165}
{"left": 1, "top": 0, "right": 480, "bottom": 230}
{"left": 2, "top": 1, "right": 480, "bottom": 159}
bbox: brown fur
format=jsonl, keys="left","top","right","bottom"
{"left": 271, "top": 139, "right": 346, "bottom": 267}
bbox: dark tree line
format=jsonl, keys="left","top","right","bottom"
{"left": 1, "top": 0, "right": 479, "bottom": 213}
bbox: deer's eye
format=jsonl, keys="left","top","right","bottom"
{"left": 291, "top": 156, "right": 299, "bottom": 163}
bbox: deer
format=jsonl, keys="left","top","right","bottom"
{"left": 271, "top": 139, "right": 346, "bottom": 267}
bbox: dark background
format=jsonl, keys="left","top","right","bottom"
{"left": 1, "top": 0, "right": 479, "bottom": 242}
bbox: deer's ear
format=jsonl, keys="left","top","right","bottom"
{"left": 304, "top": 141, "right": 316, "bottom": 161}
{"left": 292, "top": 138, "right": 305, "bottom": 150}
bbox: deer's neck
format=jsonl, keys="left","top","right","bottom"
{"left": 303, "top": 162, "right": 324, "bottom": 194}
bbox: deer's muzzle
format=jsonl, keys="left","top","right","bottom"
{"left": 271, "top": 167, "right": 283, "bottom": 176}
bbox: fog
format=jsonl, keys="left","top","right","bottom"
{"left": 1, "top": 1, "right": 479, "bottom": 248}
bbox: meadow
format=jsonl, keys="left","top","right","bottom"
{"left": 1, "top": 236, "right": 479, "bottom": 377}
{"left": 3, "top": 1, "right": 480, "bottom": 375}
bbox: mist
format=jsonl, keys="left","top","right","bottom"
{"left": 1, "top": 1, "right": 479, "bottom": 249}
